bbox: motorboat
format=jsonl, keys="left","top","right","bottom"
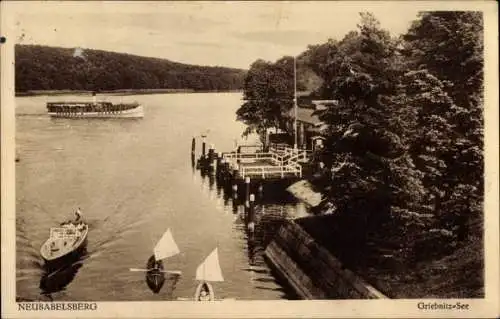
{"left": 40, "top": 220, "right": 88, "bottom": 268}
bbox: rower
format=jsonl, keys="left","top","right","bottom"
{"left": 198, "top": 286, "right": 210, "bottom": 301}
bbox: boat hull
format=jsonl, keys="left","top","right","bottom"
{"left": 145, "top": 255, "right": 166, "bottom": 294}
{"left": 194, "top": 282, "right": 215, "bottom": 301}
{"left": 41, "top": 239, "right": 88, "bottom": 273}
{"left": 48, "top": 105, "right": 144, "bottom": 119}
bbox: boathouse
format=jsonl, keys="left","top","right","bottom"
{"left": 286, "top": 99, "right": 336, "bottom": 150}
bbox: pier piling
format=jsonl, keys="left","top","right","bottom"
{"left": 208, "top": 144, "right": 215, "bottom": 169}
{"left": 216, "top": 152, "right": 222, "bottom": 171}
{"left": 232, "top": 184, "right": 238, "bottom": 199}
{"left": 247, "top": 193, "right": 255, "bottom": 233}
{"left": 245, "top": 177, "right": 251, "bottom": 202}
{"left": 202, "top": 137, "right": 206, "bottom": 158}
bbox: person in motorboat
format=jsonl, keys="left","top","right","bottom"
{"left": 74, "top": 208, "right": 82, "bottom": 222}
{"left": 60, "top": 208, "right": 84, "bottom": 227}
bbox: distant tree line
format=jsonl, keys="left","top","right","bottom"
{"left": 238, "top": 11, "right": 483, "bottom": 296}
{"left": 15, "top": 44, "right": 246, "bottom": 92}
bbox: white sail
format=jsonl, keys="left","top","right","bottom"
{"left": 154, "top": 228, "right": 180, "bottom": 261}
{"left": 196, "top": 248, "right": 224, "bottom": 282}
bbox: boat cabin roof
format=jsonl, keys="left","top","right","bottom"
{"left": 47, "top": 102, "right": 113, "bottom": 107}
{"left": 50, "top": 228, "right": 75, "bottom": 239}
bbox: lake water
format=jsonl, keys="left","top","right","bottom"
{"left": 15, "top": 92, "right": 309, "bottom": 301}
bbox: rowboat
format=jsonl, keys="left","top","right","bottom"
{"left": 145, "top": 255, "right": 166, "bottom": 294}
{"left": 40, "top": 220, "right": 88, "bottom": 269}
{"left": 194, "top": 282, "right": 215, "bottom": 301}
{"left": 129, "top": 228, "right": 182, "bottom": 294}
{"left": 194, "top": 247, "right": 224, "bottom": 301}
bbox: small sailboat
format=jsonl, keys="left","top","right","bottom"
{"left": 194, "top": 247, "right": 224, "bottom": 301}
{"left": 129, "top": 228, "right": 182, "bottom": 294}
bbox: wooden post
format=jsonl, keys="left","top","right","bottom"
{"left": 245, "top": 176, "right": 250, "bottom": 202}
{"left": 232, "top": 197, "right": 238, "bottom": 214}
{"left": 216, "top": 154, "right": 223, "bottom": 175}
{"left": 208, "top": 144, "right": 213, "bottom": 160}
{"left": 232, "top": 184, "right": 238, "bottom": 199}
{"left": 191, "top": 137, "right": 196, "bottom": 169}
{"left": 208, "top": 144, "right": 215, "bottom": 168}
{"left": 248, "top": 193, "right": 255, "bottom": 233}
{"left": 202, "top": 136, "right": 206, "bottom": 158}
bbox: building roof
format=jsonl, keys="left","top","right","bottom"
{"left": 290, "top": 107, "right": 323, "bottom": 126}
{"left": 312, "top": 100, "right": 337, "bottom": 110}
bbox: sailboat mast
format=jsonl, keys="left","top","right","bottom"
{"left": 293, "top": 56, "right": 298, "bottom": 150}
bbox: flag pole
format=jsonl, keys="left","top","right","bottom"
{"left": 293, "top": 56, "right": 298, "bottom": 151}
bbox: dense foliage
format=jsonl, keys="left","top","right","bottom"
{"left": 236, "top": 56, "right": 322, "bottom": 142}
{"left": 238, "top": 12, "right": 484, "bottom": 296}
{"left": 15, "top": 45, "right": 246, "bottom": 92}
{"left": 236, "top": 57, "right": 294, "bottom": 139}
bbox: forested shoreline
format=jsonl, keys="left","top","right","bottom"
{"left": 15, "top": 45, "right": 246, "bottom": 93}
{"left": 238, "top": 12, "right": 484, "bottom": 297}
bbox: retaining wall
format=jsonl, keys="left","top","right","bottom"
{"left": 264, "top": 220, "right": 387, "bottom": 299}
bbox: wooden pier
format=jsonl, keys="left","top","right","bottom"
{"left": 194, "top": 137, "right": 314, "bottom": 200}
{"left": 192, "top": 137, "right": 318, "bottom": 240}
{"left": 220, "top": 144, "right": 311, "bottom": 180}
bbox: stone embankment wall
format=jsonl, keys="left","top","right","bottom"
{"left": 265, "top": 220, "right": 387, "bottom": 299}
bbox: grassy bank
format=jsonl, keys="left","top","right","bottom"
{"left": 296, "top": 214, "right": 483, "bottom": 298}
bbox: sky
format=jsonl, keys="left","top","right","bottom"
{"left": 7, "top": 1, "right": 428, "bottom": 69}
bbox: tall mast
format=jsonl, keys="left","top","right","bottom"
{"left": 293, "top": 56, "right": 298, "bottom": 150}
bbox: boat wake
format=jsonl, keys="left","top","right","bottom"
{"left": 39, "top": 255, "right": 87, "bottom": 296}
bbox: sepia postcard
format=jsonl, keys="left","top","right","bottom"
{"left": 1, "top": 1, "right": 499, "bottom": 318}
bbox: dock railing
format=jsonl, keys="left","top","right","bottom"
{"left": 222, "top": 151, "right": 274, "bottom": 162}
{"left": 221, "top": 144, "right": 311, "bottom": 179}
{"left": 239, "top": 163, "right": 302, "bottom": 179}
{"left": 269, "top": 146, "right": 312, "bottom": 164}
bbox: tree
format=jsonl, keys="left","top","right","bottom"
{"left": 403, "top": 12, "right": 484, "bottom": 247}
{"left": 308, "top": 13, "right": 429, "bottom": 265}
{"left": 236, "top": 58, "right": 294, "bottom": 144}
{"left": 15, "top": 44, "right": 247, "bottom": 93}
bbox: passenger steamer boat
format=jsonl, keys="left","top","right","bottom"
{"left": 47, "top": 93, "right": 143, "bottom": 118}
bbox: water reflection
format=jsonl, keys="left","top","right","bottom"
{"left": 39, "top": 248, "right": 88, "bottom": 296}
{"left": 194, "top": 151, "right": 308, "bottom": 300}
